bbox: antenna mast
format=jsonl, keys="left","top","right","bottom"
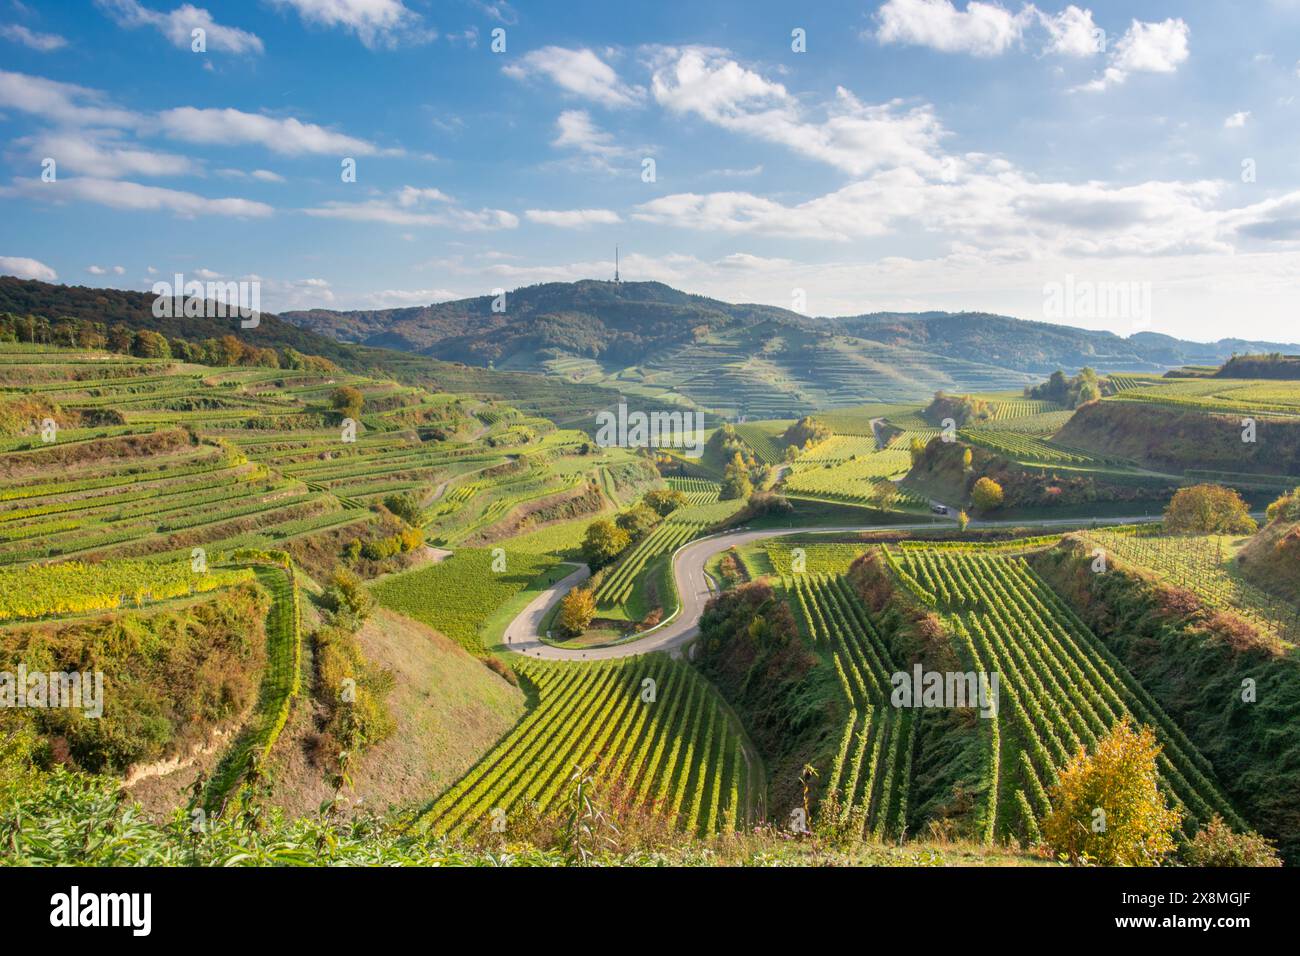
{"left": 615, "top": 245, "right": 620, "bottom": 283}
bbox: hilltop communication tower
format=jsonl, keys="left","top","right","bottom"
{"left": 614, "top": 245, "right": 620, "bottom": 283}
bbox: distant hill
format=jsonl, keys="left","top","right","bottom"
{"left": 282, "top": 280, "right": 803, "bottom": 365}
{"left": 0, "top": 276, "right": 637, "bottom": 427}
{"left": 0, "top": 275, "right": 366, "bottom": 369}
{"left": 830, "top": 313, "right": 1299, "bottom": 373}
{"left": 9, "top": 273, "right": 1297, "bottom": 420}
{"left": 281, "top": 280, "right": 1300, "bottom": 416}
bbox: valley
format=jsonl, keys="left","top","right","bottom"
{"left": 1, "top": 284, "right": 1298, "bottom": 871}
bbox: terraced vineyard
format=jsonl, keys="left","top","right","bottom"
{"left": 593, "top": 517, "right": 708, "bottom": 606}
{"left": 797, "top": 435, "right": 883, "bottom": 463}
{"left": 1106, "top": 373, "right": 1166, "bottom": 392}
{"left": 665, "top": 476, "right": 722, "bottom": 505}
{"left": 202, "top": 551, "right": 303, "bottom": 814}
{"left": 959, "top": 429, "right": 1104, "bottom": 466}
{"left": 784, "top": 451, "right": 924, "bottom": 510}
{"left": 1107, "top": 378, "right": 1300, "bottom": 419}
{"left": 986, "top": 399, "right": 1064, "bottom": 420}
{"left": 734, "top": 422, "right": 788, "bottom": 464}
{"left": 0, "top": 558, "right": 253, "bottom": 622}
{"left": 0, "top": 345, "right": 626, "bottom": 562}
{"left": 762, "top": 539, "right": 868, "bottom": 575}
{"left": 965, "top": 409, "right": 1074, "bottom": 435}
{"left": 885, "top": 547, "right": 1245, "bottom": 842}
{"left": 1082, "top": 528, "right": 1299, "bottom": 643}
{"left": 816, "top": 404, "right": 922, "bottom": 436}
{"left": 783, "top": 573, "right": 916, "bottom": 838}
{"left": 417, "top": 656, "right": 754, "bottom": 837}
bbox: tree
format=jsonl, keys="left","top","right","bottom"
{"left": 970, "top": 476, "right": 1004, "bottom": 513}
{"left": 323, "top": 567, "right": 374, "bottom": 621}
{"left": 1041, "top": 719, "right": 1181, "bottom": 866}
{"left": 957, "top": 510, "right": 969, "bottom": 532}
{"left": 720, "top": 451, "right": 753, "bottom": 500}
{"left": 1164, "top": 484, "right": 1257, "bottom": 534}
{"left": 1184, "top": 815, "right": 1282, "bottom": 867}
{"left": 615, "top": 503, "right": 659, "bottom": 540}
{"left": 107, "top": 324, "right": 134, "bottom": 354}
{"left": 332, "top": 386, "right": 364, "bottom": 420}
{"left": 1265, "top": 485, "right": 1300, "bottom": 524}
{"left": 558, "top": 587, "right": 597, "bottom": 636}
{"left": 782, "top": 416, "right": 831, "bottom": 448}
{"left": 643, "top": 487, "right": 688, "bottom": 516}
{"left": 874, "top": 481, "right": 899, "bottom": 511}
{"left": 132, "top": 329, "right": 171, "bottom": 359}
{"left": 961, "top": 447, "right": 973, "bottom": 472}
{"left": 581, "top": 519, "right": 629, "bottom": 567}
{"left": 383, "top": 491, "right": 423, "bottom": 526}
{"left": 909, "top": 437, "right": 928, "bottom": 468}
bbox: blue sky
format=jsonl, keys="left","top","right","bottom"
{"left": 2, "top": 0, "right": 1299, "bottom": 342}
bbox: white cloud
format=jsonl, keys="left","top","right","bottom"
{"left": 548, "top": 109, "right": 641, "bottom": 173}
{"left": 1038, "top": 5, "right": 1103, "bottom": 57}
{"left": 397, "top": 185, "right": 453, "bottom": 206}
{"left": 9, "top": 176, "right": 273, "bottom": 217}
{"left": 18, "top": 129, "right": 196, "bottom": 178}
{"left": 552, "top": 109, "right": 625, "bottom": 157}
{"left": 0, "top": 71, "right": 393, "bottom": 162}
{"left": 269, "top": 0, "right": 430, "bottom": 49}
{"left": 1223, "top": 189, "right": 1300, "bottom": 242}
{"left": 503, "top": 47, "right": 644, "bottom": 108}
{"left": 0, "top": 70, "right": 136, "bottom": 127}
{"left": 87, "top": 264, "right": 107, "bottom": 274}
{"left": 360, "top": 287, "right": 461, "bottom": 308}
{"left": 155, "top": 106, "right": 381, "bottom": 155}
{"left": 715, "top": 252, "right": 793, "bottom": 270}
{"left": 713, "top": 164, "right": 763, "bottom": 177}
{"left": 1112, "top": 18, "right": 1191, "bottom": 74}
{"left": 634, "top": 159, "right": 1231, "bottom": 258}
{"left": 479, "top": 258, "right": 627, "bottom": 284}
{"left": 1224, "top": 111, "right": 1251, "bottom": 129}
{"left": 524, "top": 208, "right": 621, "bottom": 228}
{"left": 304, "top": 186, "right": 517, "bottom": 230}
{"left": 0, "top": 255, "right": 57, "bottom": 280}
{"left": 874, "top": 0, "right": 1036, "bottom": 57}
{"left": 0, "top": 23, "right": 68, "bottom": 51}
{"left": 255, "top": 276, "right": 336, "bottom": 311}
{"left": 217, "top": 168, "right": 287, "bottom": 182}
{"left": 95, "top": 0, "right": 263, "bottom": 55}
{"left": 1077, "top": 18, "right": 1190, "bottom": 91}
{"left": 473, "top": 1, "right": 517, "bottom": 25}
{"left": 649, "top": 47, "right": 948, "bottom": 177}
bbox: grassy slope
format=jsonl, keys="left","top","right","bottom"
{"left": 267, "top": 608, "right": 525, "bottom": 818}
{"left": 1239, "top": 519, "right": 1300, "bottom": 602}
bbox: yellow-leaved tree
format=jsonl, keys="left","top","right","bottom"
{"left": 1042, "top": 718, "right": 1181, "bottom": 866}
{"left": 558, "top": 586, "right": 597, "bottom": 637}
{"left": 970, "top": 476, "right": 1003, "bottom": 513}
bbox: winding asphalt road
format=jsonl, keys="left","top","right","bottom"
{"left": 503, "top": 511, "right": 1167, "bottom": 662}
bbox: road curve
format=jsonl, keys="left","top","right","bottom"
{"left": 503, "top": 512, "right": 1167, "bottom": 662}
